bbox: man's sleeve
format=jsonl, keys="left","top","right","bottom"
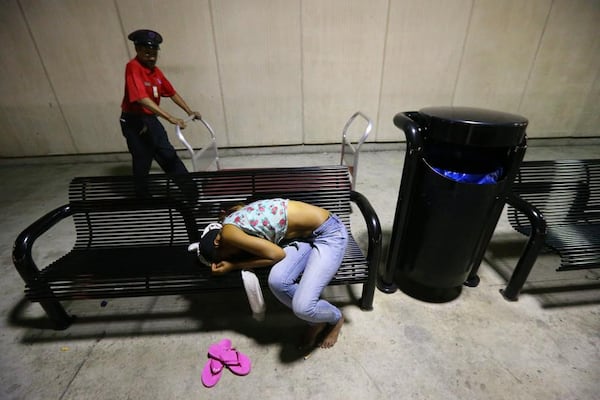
{"left": 125, "top": 62, "right": 148, "bottom": 103}
{"left": 159, "top": 71, "right": 176, "bottom": 98}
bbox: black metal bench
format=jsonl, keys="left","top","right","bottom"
{"left": 12, "top": 166, "right": 382, "bottom": 330}
{"left": 501, "top": 159, "right": 600, "bottom": 300}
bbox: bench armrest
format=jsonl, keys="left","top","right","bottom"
{"left": 501, "top": 193, "right": 547, "bottom": 301}
{"left": 12, "top": 204, "right": 73, "bottom": 283}
{"left": 350, "top": 190, "right": 382, "bottom": 310}
{"left": 350, "top": 190, "right": 383, "bottom": 273}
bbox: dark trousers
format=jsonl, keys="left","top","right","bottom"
{"left": 120, "top": 112, "right": 196, "bottom": 203}
{"left": 120, "top": 112, "right": 188, "bottom": 176}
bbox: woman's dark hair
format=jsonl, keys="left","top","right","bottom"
{"left": 218, "top": 203, "right": 246, "bottom": 222}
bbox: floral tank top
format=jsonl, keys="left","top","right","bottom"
{"left": 223, "top": 198, "right": 288, "bottom": 243}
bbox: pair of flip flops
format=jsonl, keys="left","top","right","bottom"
{"left": 201, "top": 339, "right": 252, "bottom": 388}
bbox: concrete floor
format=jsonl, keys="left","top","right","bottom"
{"left": 1, "top": 141, "right": 599, "bottom": 400}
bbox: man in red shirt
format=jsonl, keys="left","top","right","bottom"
{"left": 120, "top": 29, "right": 201, "bottom": 180}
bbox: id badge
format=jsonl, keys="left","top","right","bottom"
{"left": 152, "top": 86, "right": 158, "bottom": 98}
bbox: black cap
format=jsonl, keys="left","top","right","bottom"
{"left": 198, "top": 225, "right": 221, "bottom": 265}
{"left": 128, "top": 29, "right": 163, "bottom": 49}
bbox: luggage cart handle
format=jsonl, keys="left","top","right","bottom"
{"left": 341, "top": 111, "right": 373, "bottom": 151}
{"left": 176, "top": 116, "right": 217, "bottom": 154}
{"left": 176, "top": 116, "right": 196, "bottom": 157}
{"left": 182, "top": 114, "right": 197, "bottom": 124}
{"left": 340, "top": 111, "right": 373, "bottom": 189}
{"left": 175, "top": 115, "right": 221, "bottom": 171}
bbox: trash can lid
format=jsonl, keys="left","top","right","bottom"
{"left": 419, "top": 106, "right": 528, "bottom": 147}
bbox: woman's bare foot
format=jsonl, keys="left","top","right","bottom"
{"left": 300, "top": 323, "right": 327, "bottom": 349}
{"left": 299, "top": 315, "right": 345, "bottom": 350}
{"left": 320, "top": 315, "right": 344, "bottom": 349}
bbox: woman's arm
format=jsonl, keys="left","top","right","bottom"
{"left": 210, "top": 257, "right": 278, "bottom": 275}
{"left": 211, "top": 225, "right": 285, "bottom": 275}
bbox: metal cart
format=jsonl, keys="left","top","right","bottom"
{"left": 176, "top": 115, "right": 221, "bottom": 172}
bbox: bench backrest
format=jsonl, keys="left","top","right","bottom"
{"left": 69, "top": 166, "right": 352, "bottom": 249}
{"left": 508, "top": 159, "right": 600, "bottom": 227}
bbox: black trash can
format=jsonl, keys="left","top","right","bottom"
{"left": 377, "top": 106, "right": 528, "bottom": 300}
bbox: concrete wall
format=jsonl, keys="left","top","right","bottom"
{"left": 0, "top": 0, "right": 599, "bottom": 157}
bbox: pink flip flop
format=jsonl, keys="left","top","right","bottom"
{"left": 201, "top": 357, "right": 224, "bottom": 388}
{"left": 207, "top": 341, "right": 252, "bottom": 376}
{"left": 201, "top": 339, "right": 230, "bottom": 388}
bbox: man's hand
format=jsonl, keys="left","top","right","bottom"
{"left": 188, "top": 111, "right": 202, "bottom": 120}
{"left": 167, "top": 115, "right": 186, "bottom": 129}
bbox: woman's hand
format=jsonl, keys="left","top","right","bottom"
{"left": 211, "top": 261, "right": 235, "bottom": 275}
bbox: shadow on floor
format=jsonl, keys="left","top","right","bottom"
{"left": 7, "top": 287, "right": 361, "bottom": 363}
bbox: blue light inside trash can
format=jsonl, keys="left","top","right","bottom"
{"left": 432, "top": 166, "right": 503, "bottom": 184}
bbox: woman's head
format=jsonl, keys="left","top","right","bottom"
{"left": 198, "top": 223, "right": 222, "bottom": 266}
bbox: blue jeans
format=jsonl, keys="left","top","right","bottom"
{"left": 268, "top": 214, "right": 348, "bottom": 325}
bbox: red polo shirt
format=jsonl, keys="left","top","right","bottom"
{"left": 121, "top": 57, "right": 176, "bottom": 115}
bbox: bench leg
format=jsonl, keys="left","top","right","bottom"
{"left": 39, "top": 299, "right": 74, "bottom": 330}
{"left": 360, "top": 283, "right": 374, "bottom": 311}
{"left": 500, "top": 235, "right": 545, "bottom": 301}
{"left": 360, "top": 280, "right": 375, "bottom": 311}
